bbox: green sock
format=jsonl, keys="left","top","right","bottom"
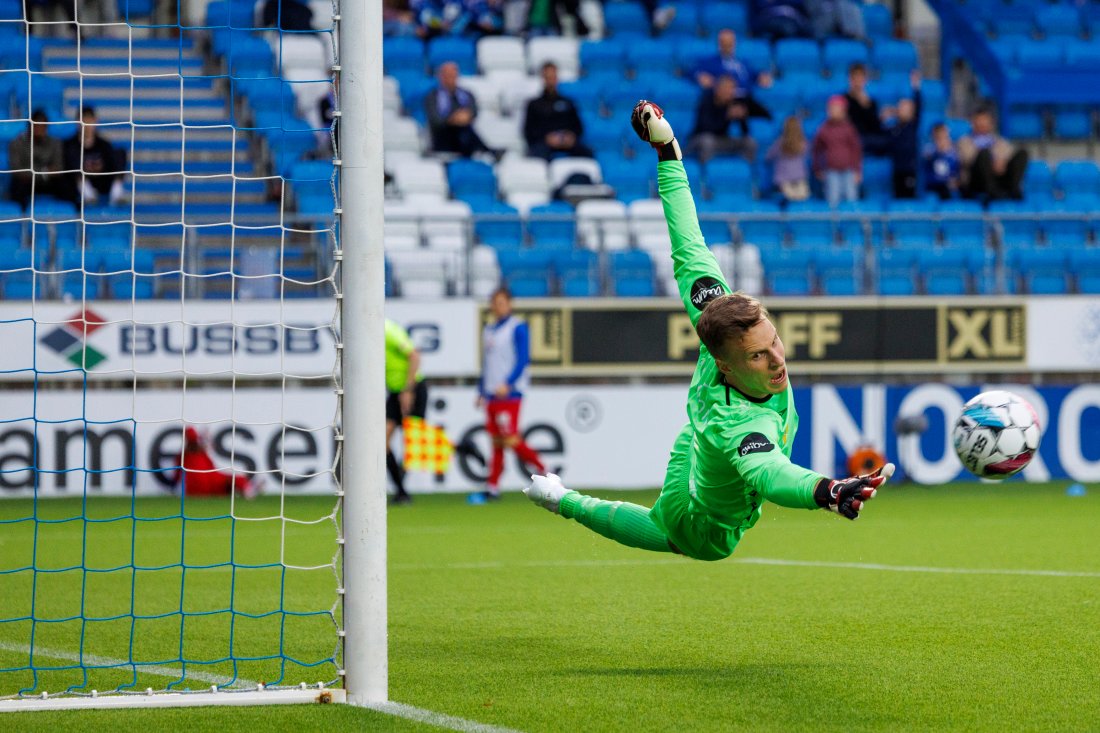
{"left": 558, "top": 492, "right": 672, "bottom": 554}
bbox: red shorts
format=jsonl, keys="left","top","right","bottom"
{"left": 485, "top": 398, "right": 522, "bottom": 438}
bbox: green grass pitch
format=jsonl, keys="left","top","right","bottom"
{"left": 1, "top": 482, "right": 1098, "bottom": 732}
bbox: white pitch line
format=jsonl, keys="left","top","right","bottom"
{"left": 365, "top": 701, "right": 525, "bottom": 733}
{"left": 392, "top": 556, "right": 1100, "bottom": 579}
{"left": 0, "top": 640, "right": 258, "bottom": 689}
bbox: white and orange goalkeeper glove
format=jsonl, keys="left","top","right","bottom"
{"left": 631, "top": 100, "right": 681, "bottom": 161}
{"left": 814, "top": 462, "right": 895, "bottom": 520}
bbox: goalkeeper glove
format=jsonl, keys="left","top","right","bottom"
{"left": 814, "top": 462, "right": 895, "bottom": 520}
{"left": 631, "top": 100, "right": 682, "bottom": 162}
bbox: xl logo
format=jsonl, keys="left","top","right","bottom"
{"left": 942, "top": 306, "right": 1025, "bottom": 361}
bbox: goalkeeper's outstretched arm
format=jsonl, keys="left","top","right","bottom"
{"left": 631, "top": 100, "right": 729, "bottom": 329}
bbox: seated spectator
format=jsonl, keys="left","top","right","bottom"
{"left": 923, "top": 123, "right": 961, "bottom": 200}
{"left": 766, "top": 115, "right": 810, "bottom": 202}
{"left": 958, "top": 107, "right": 1028, "bottom": 201}
{"left": 688, "top": 76, "right": 759, "bottom": 163}
{"left": 806, "top": 0, "right": 865, "bottom": 39}
{"left": 63, "top": 106, "right": 125, "bottom": 207}
{"left": 523, "top": 62, "right": 593, "bottom": 161}
{"left": 412, "top": 0, "right": 460, "bottom": 37}
{"left": 384, "top": 0, "right": 419, "bottom": 36}
{"left": 751, "top": 0, "right": 811, "bottom": 40}
{"left": 424, "top": 61, "right": 492, "bottom": 157}
{"left": 527, "top": 0, "right": 589, "bottom": 37}
{"left": 884, "top": 71, "right": 922, "bottom": 199}
{"left": 812, "top": 95, "right": 862, "bottom": 207}
{"left": 693, "top": 29, "right": 774, "bottom": 94}
{"left": 460, "top": 0, "right": 503, "bottom": 35}
{"left": 844, "top": 63, "right": 890, "bottom": 156}
{"left": 8, "top": 109, "right": 74, "bottom": 208}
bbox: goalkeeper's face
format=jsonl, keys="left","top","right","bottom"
{"left": 722, "top": 319, "right": 787, "bottom": 398}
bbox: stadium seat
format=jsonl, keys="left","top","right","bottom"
{"left": 477, "top": 36, "right": 525, "bottom": 75}
{"left": 774, "top": 39, "right": 821, "bottom": 78}
{"left": 988, "top": 6, "right": 1034, "bottom": 37}
{"left": 577, "top": 199, "right": 630, "bottom": 250}
{"left": 1053, "top": 108, "right": 1093, "bottom": 140}
{"left": 427, "top": 36, "right": 477, "bottom": 74}
{"left": 1004, "top": 107, "right": 1045, "bottom": 139}
{"left": 627, "top": 198, "right": 668, "bottom": 252}
{"left": 737, "top": 39, "right": 774, "bottom": 76}
{"left": 1054, "top": 160, "right": 1100, "bottom": 199}
{"left": 823, "top": 39, "right": 868, "bottom": 79}
{"left": 548, "top": 156, "right": 603, "bottom": 191}
{"left": 1021, "top": 160, "right": 1053, "bottom": 202}
{"left": 610, "top": 250, "right": 655, "bottom": 297}
{"left": 861, "top": 157, "right": 893, "bottom": 201}
{"left": 497, "top": 249, "right": 553, "bottom": 296}
{"left": 835, "top": 200, "right": 881, "bottom": 246}
{"left": 815, "top": 248, "right": 862, "bottom": 296}
{"left": 1017, "top": 41, "right": 1064, "bottom": 71}
{"left": 555, "top": 249, "right": 600, "bottom": 297}
{"left": 584, "top": 117, "right": 627, "bottom": 155}
{"left": 736, "top": 200, "right": 784, "bottom": 250}
{"left": 876, "top": 247, "right": 917, "bottom": 296}
{"left": 1040, "top": 200, "right": 1091, "bottom": 248}
{"left": 474, "top": 112, "right": 525, "bottom": 154}
{"left": 1065, "top": 40, "right": 1100, "bottom": 70}
{"left": 383, "top": 37, "right": 425, "bottom": 75}
{"left": 699, "top": 3, "right": 749, "bottom": 35}
{"left": 602, "top": 155, "right": 652, "bottom": 203}
{"left": 1035, "top": 5, "right": 1082, "bottom": 39}
{"left": 705, "top": 158, "right": 753, "bottom": 198}
{"left": 1069, "top": 249, "right": 1100, "bottom": 293}
{"left": 625, "top": 37, "right": 677, "bottom": 75}
{"left": 447, "top": 159, "right": 497, "bottom": 203}
{"left": 460, "top": 75, "right": 504, "bottom": 115}
{"left": 603, "top": 2, "right": 650, "bottom": 36}
{"left": 919, "top": 248, "right": 979, "bottom": 295}
{"left": 1008, "top": 248, "right": 1069, "bottom": 294}
{"left": 497, "top": 157, "right": 550, "bottom": 198}
{"left": 527, "top": 37, "right": 580, "bottom": 78}
{"left": 752, "top": 82, "right": 802, "bottom": 120}
{"left": 527, "top": 201, "right": 577, "bottom": 249}
{"left": 887, "top": 199, "right": 938, "bottom": 248}
{"left": 695, "top": 198, "right": 743, "bottom": 245}
{"left": 665, "top": 3, "right": 700, "bottom": 37}
{"left": 786, "top": 200, "right": 835, "bottom": 249}
{"left": 392, "top": 158, "right": 448, "bottom": 200}
{"left": 939, "top": 201, "right": 987, "bottom": 248}
{"left": 580, "top": 38, "right": 628, "bottom": 75}
{"left": 871, "top": 40, "right": 919, "bottom": 75}
{"left": 862, "top": 2, "right": 893, "bottom": 38}
{"left": 762, "top": 248, "right": 814, "bottom": 296}
{"left": 674, "top": 37, "right": 714, "bottom": 76}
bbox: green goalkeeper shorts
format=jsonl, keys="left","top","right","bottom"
{"left": 649, "top": 423, "right": 743, "bottom": 562}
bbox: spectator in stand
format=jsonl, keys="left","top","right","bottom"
{"left": 688, "top": 76, "right": 759, "bottom": 163}
{"left": 923, "top": 123, "right": 961, "bottom": 200}
{"left": 261, "top": 0, "right": 314, "bottom": 30}
{"left": 523, "top": 62, "right": 593, "bottom": 160}
{"left": 383, "top": 0, "right": 418, "bottom": 35}
{"left": 460, "top": 0, "right": 503, "bottom": 35}
{"left": 812, "top": 95, "right": 862, "bottom": 207}
{"left": 411, "top": 0, "right": 459, "bottom": 36}
{"left": 425, "top": 61, "right": 492, "bottom": 157}
{"left": 527, "top": 0, "right": 589, "bottom": 37}
{"left": 806, "top": 0, "right": 865, "bottom": 39}
{"left": 64, "top": 106, "right": 126, "bottom": 207}
{"left": 884, "top": 71, "right": 922, "bottom": 199}
{"left": 844, "top": 63, "right": 890, "bottom": 156}
{"left": 693, "top": 29, "right": 774, "bottom": 95}
{"left": 8, "top": 109, "right": 74, "bottom": 208}
{"left": 958, "top": 107, "right": 1028, "bottom": 201}
{"left": 766, "top": 115, "right": 810, "bottom": 202}
{"left": 751, "top": 0, "right": 811, "bottom": 40}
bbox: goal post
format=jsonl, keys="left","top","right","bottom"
{"left": 0, "top": 0, "right": 386, "bottom": 713}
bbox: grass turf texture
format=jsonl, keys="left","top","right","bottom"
{"left": 1, "top": 482, "right": 1098, "bottom": 732}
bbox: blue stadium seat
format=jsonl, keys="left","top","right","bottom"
{"left": 919, "top": 80, "right": 947, "bottom": 120}
{"left": 1069, "top": 249, "right": 1100, "bottom": 293}
{"left": 1016, "top": 41, "right": 1064, "bottom": 71}
{"left": 0, "top": 200, "right": 24, "bottom": 245}
{"left": 762, "top": 248, "right": 813, "bottom": 296}
{"left": 625, "top": 37, "right": 677, "bottom": 73}
{"left": 786, "top": 200, "right": 834, "bottom": 249}
{"left": 736, "top": 200, "right": 784, "bottom": 249}
{"left": 695, "top": 197, "right": 745, "bottom": 244}
{"left": 939, "top": 200, "right": 986, "bottom": 248}
{"left": 876, "top": 247, "right": 917, "bottom": 295}
{"left": 1054, "top": 160, "right": 1100, "bottom": 199}
{"left": 601, "top": 154, "right": 652, "bottom": 203}
{"left": 835, "top": 200, "right": 882, "bottom": 245}
{"left": 665, "top": 3, "right": 700, "bottom": 37}
{"left": 427, "top": 37, "right": 477, "bottom": 74}
{"left": 604, "top": 2, "right": 651, "bottom": 37}
{"left": 1053, "top": 108, "right": 1093, "bottom": 140}
{"left": 1035, "top": 5, "right": 1082, "bottom": 38}
{"left": 700, "top": 3, "right": 749, "bottom": 34}
{"left": 989, "top": 35, "right": 1022, "bottom": 67}
{"left": 1040, "top": 199, "right": 1091, "bottom": 248}
{"left": 610, "top": 250, "right": 654, "bottom": 296}
{"left": 774, "top": 39, "right": 821, "bottom": 78}
{"left": 1008, "top": 249, "right": 1068, "bottom": 294}
{"left": 887, "top": 199, "right": 938, "bottom": 247}
{"left": 1065, "top": 40, "right": 1100, "bottom": 70}
{"left": 448, "top": 159, "right": 497, "bottom": 203}
{"left": 705, "top": 158, "right": 753, "bottom": 197}
{"left": 871, "top": 40, "right": 919, "bottom": 75}
{"left": 752, "top": 82, "right": 802, "bottom": 120}
{"left": 988, "top": 6, "right": 1035, "bottom": 37}
{"left": 584, "top": 116, "right": 626, "bottom": 154}
{"left": 823, "top": 39, "right": 868, "bottom": 79}
{"left": 474, "top": 202, "right": 522, "bottom": 248}
{"left": 674, "top": 37, "right": 714, "bottom": 76}
{"left": 527, "top": 201, "right": 576, "bottom": 249}
{"left": 862, "top": 157, "right": 893, "bottom": 201}
{"left": 1004, "top": 107, "right": 1045, "bottom": 139}
{"left": 919, "top": 248, "right": 978, "bottom": 295}
{"left": 230, "top": 39, "right": 274, "bottom": 77}
{"left": 383, "top": 37, "right": 425, "bottom": 75}
{"left": 815, "top": 248, "right": 862, "bottom": 295}
{"left": 497, "top": 249, "right": 553, "bottom": 296}
{"left": 1021, "top": 160, "right": 1053, "bottom": 202}
{"left": 738, "top": 39, "right": 774, "bottom": 76}
{"left": 580, "top": 38, "right": 628, "bottom": 74}
{"left": 862, "top": 3, "right": 893, "bottom": 38}
{"left": 1083, "top": 3, "right": 1100, "bottom": 37}
{"left": 555, "top": 249, "right": 599, "bottom": 296}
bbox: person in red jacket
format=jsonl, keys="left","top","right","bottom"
{"left": 812, "top": 95, "right": 862, "bottom": 207}
{"left": 171, "top": 427, "right": 259, "bottom": 499}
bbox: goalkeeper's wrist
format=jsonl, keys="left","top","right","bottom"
{"left": 655, "top": 138, "right": 682, "bottom": 162}
{"left": 813, "top": 478, "right": 833, "bottom": 508}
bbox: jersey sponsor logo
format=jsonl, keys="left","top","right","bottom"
{"left": 738, "top": 432, "right": 775, "bottom": 457}
{"left": 689, "top": 277, "right": 725, "bottom": 310}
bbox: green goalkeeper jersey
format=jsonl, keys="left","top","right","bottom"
{"left": 656, "top": 160, "right": 824, "bottom": 534}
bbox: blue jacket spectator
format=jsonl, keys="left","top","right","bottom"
{"left": 424, "top": 62, "right": 492, "bottom": 156}
{"left": 693, "top": 29, "right": 773, "bottom": 95}
{"left": 688, "top": 76, "right": 759, "bottom": 163}
{"left": 923, "top": 123, "right": 961, "bottom": 200}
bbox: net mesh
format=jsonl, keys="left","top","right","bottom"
{"left": 0, "top": 0, "right": 343, "bottom": 699}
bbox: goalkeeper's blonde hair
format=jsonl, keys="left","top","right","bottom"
{"left": 696, "top": 293, "right": 768, "bottom": 359}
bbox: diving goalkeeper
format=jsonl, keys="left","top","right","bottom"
{"left": 523, "top": 101, "right": 894, "bottom": 561}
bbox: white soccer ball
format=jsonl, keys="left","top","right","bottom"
{"left": 952, "top": 391, "right": 1042, "bottom": 480}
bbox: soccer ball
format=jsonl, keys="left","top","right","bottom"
{"left": 952, "top": 391, "right": 1042, "bottom": 480}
